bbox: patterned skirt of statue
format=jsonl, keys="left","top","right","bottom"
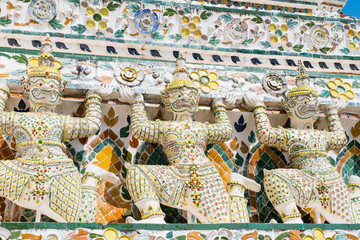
{"left": 0, "top": 158, "right": 81, "bottom": 221}
{"left": 265, "top": 168, "right": 350, "bottom": 222}
{"left": 127, "top": 162, "right": 231, "bottom": 223}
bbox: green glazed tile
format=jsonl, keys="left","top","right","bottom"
{"left": 135, "top": 223, "right": 163, "bottom": 230}
{"left": 67, "top": 222, "right": 84, "bottom": 229}
{"left": 34, "top": 222, "right": 47, "bottom": 229}
{"left": 193, "top": 224, "right": 220, "bottom": 230}
{"left": 220, "top": 223, "right": 248, "bottom": 229}
{"left": 248, "top": 223, "right": 274, "bottom": 229}
{"left": 348, "top": 224, "right": 360, "bottom": 229}
{"left": 104, "top": 223, "right": 135, "bottom": 230}
{"left": 163, "top": 224, "right": 193, "bottom": 231}
{"left": 274, "top": 223, "right": 300, "bottom": 230}
{"left": 46, "top": 222, "right": 67, "bottom": 229}
{"left": 303, "top": 224, "right": 325, "bottom": 229}
{"left": 1, "top": 222, "right": 34, "bottom": 229}
{"left": 325, "top": 224, "right": 350, "bottom": 230}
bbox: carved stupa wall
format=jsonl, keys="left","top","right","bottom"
{"left": 0, "top": 0, "right": 360, "bottom": 232}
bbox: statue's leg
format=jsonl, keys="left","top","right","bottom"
{"left": 0, "top": 161, "right": 68, "bottom": 222}
{"left": 126, "top": 166, "right": 165, "bottom": 223}
{"left": 264, "top": 169, "right": 303, "bottom": 223}
{"left": 227, "top": 173, "right": 261, "bottom": 223}
{"left": 182, "top": 171, "right": 232, "bottom": 223}
{"left": 77, "top": 164, "right": 120, "bottom": 222}
{"left": 78, "top": 171, "right": 103, "bottom": 222}
{"left": 310, "top": 174, "right": 351, "bottom": 223}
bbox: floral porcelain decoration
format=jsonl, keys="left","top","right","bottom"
{"left": 328, "top": 78, "right": 354, "bottom": 101}
{"left": 114, "top": 63, "right": 144, "bottom": 86}
{"left": 190, "top": 69, "right": 219, "bottom": 93}
{"left": 226, "top": 18, "right": 248, "bottom": 43}
{"left": 29, "top": 0, "right": 57, "bottom": 23}
{"left": 134, "top": 9, "right": 159, "bottom": 35}
{"left": 309, "top": 25, "right": 330, "bottom": 49}
{"left": 262, "top": 72, "right": 287, "bottom": 97}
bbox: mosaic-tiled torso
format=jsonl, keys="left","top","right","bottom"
{"left": 0, "top": 88, "right": 103, "bottom": 222}
{"left": 162, "top": 121, "right": 210, "bottom": 166}
{"left": 0, "top": 112, "right": 81, "bottom": 220}
{"left": 13, "top": 112, "right": 68, "bottom": 162}
{"left": 285, "top": 128, "right": 334, "bottom": 171}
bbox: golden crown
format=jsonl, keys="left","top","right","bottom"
{"left": 163, "top": 78, "right": 199, "bottom": 92}
{"left": 287, "top": 60, "right": 319, "bottom": 98}
{"left": 27, "top": 34, "right": 62, "bottom": 81}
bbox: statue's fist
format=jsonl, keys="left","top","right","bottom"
{"left": 213, "top": 93, "right": 237, "bottom": 109}
{"left": 118, "top": 85, "right": 144, "bottom": 104}
{"left": 0, "top": 80, "right": 10, "bottom": 91}
{"left": 87, "top": 83, "right": 113, "bottom": 100}
{"left": 326, "top": 99, "right": 346, "bottom": 115}
{"left": 242, "top": 92, "right": 264, "bottom": 110}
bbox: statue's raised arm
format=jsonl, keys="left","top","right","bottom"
{"left": 243, "top": 92, "right": 288, "bottom": 151}
{"left": 118, "top": 85, "right": 164, "bottom": 143}
{"left": 63, "top": 84, "right": 112, "bottom": 141}
{"left": 0, "top": 80, "right": 18, "bottom": 135}
{"left": 206, "top": 94, "right": 235, "bottom": 144}
{"left": 325, "top": 100, "right": 347, "bottom": 150}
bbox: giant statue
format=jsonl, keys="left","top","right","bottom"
{"left": 118, "top": 54, "right": 260, "bottom": 224}
{"left": 243, "top": 61, "right": 351, "bottom": 223}
{"left": 0, "top": 35, "right": 119, "bottom": 222}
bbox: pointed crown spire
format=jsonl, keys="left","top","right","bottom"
{"left": 27, "top": 34, "right": 62, "bottom": 81}
{"left": 286, "top": 60, "right": 318, "bottom": 97}
{"left": 163, "top": 52, "right": 198, "bottom": 92}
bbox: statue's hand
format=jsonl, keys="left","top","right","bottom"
{"left": 213, "top": 93, "right": 237, "bottom": 109}
{"left": 118, "top": 85, "right": 144, "bottom": 104}
{"left": 224, "top": 93, "right": 237, "bottom": 108}
{"left": 242, "top": 92, "right": 264, "bottom": 110}
{"left": 87, "top": 83, "right": 113, "bottom": 100}
{"left": 326, "top": 99, "right": 346, "bottom": 114}
{"left": 0, "top": 79, "right": 10, "bottom": 91}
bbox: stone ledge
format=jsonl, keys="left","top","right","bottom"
{"left": 0, "top": 223, "right": 358, "bottom": 230}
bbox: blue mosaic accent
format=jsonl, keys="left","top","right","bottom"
{"left": 134, "top": 9, "right": 159, "bottom": 35}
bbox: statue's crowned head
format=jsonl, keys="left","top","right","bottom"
{"left": 161, "top": 53, "right": 200, "bottom": 116}
{"left": 281, "top": 61, "right": 320, "bottom": 126}
{"left": 23, "top": 34, "right": 67, "bottom": 111}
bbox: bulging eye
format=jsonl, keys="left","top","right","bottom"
{"left": 178, "top": 95, "right": 181, "bottom": 98}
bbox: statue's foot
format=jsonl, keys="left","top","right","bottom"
{"left": 229, "top": 173, "right": 261, "bottom": 192}
{"left": 349, "top": 175, "right": 360, "bottom": 185}
{"left": 85, "top": 164, "right": 120, "bottom": 185}
{"left": 126, "top": 216, "right": 166, "bottom": 224}
{"left": 0, "top": 227, "right": 11, "bottom": 240}
{"left": 283, "top": 217, "right": 303, "bottom": 224}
